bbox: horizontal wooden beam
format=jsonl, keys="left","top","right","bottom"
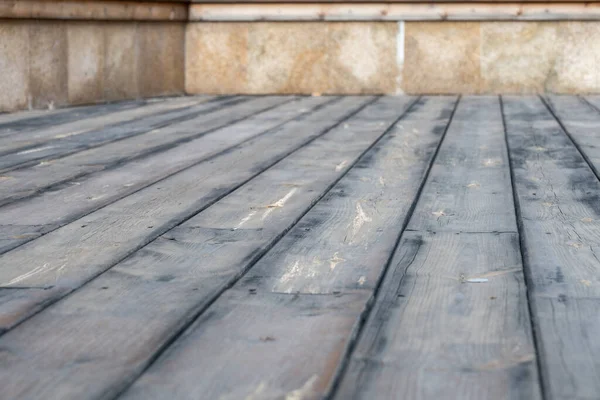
{"left": 0, "top": 1, "right": 188, "bottom": 21}
{"left": 189, "top": 2, "right": 600, "bottom": 20}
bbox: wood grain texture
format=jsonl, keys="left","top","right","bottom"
{"left": 116, "top": 96, "right": 457, "bottom": 400}
{"left": 336, "top": 96, "right": 540, "bottom": 400}
{"left": 0, "top": 97, "right": 281, "bottom": 207}
{"left": 0, "top": 96, "right": 418, "bottom": 400}
{"left": 407, "top": 96, "right": 516, "bottom": 233}
{"left": 0, "top": 98, "right": 151, "bottom": 138}
{"left": 0, "top": 96, "right": 369, "bottom": 333}
{"left": 337, "top": 232, "right": 540, "bottom": 400}
{"left": 544, "top": 95, "right": 600, "bottom": 173}
{"left": 0, "top": 96, "right": 226, "bottom": 171}
{"left": 0, "top": 95, "right": 302, "bottom": 252}
{"left": 239, "top": 96, "right": 457, "bottom": 295}
{"left": 503, "top": 95, "right": 600, "bottom": 400}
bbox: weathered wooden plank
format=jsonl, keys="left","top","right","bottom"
{"left": 114, "top": 96, "right": 458, "bottom": 400}
{"left": 0, "top": 98, "right": 153, "bottom": 138}
{"left": 0, "top": 96, "right": 420, "bottom": 400}
{"left": 544, "top": 95, "right": 600, "bottom": 172}
{"left": 0, "top": 96, "right": 371, "bottom": 332}
{"left": 583, "top": 95, "right": 600, "bottom": 112}
{"left": 337, "top": 232, "right": 540, "bottom": 400}
{"left": 0, "top": 95, "right": 306, "bottom": 252}
{"left": 407, "top": 96, "right": 516, "bottom": 233}
{"left": 0, "top": 97, "right": 186, "bottom": 144}
{"left": 503, "top": 95, "right": 600, "bottom": 399}
{"left": 0, "top": 96, "right": 232, "bottom": 170}
{"left": 0, "top": 96, "right": 289, "bottom": 207}
{"left": 335, "top": 96, "right": 540, "bottom": 400}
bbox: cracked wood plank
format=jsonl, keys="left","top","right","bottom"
{"left": 0, "top": 96, "right": 423, "bottom": 400}
{"left": 0, "top": 95, "right": 307, "bottom": 252}
{"left": 504, "top": 95, "right": 600, "bottom": 399}
{"left": 0, "top": 96, "right": 367, "bottom": 333}
{"left": 335, "top": 96, "right": 540, "bottom": 400}
{"left": 114, "top": 96, "right": 457, "bottom": 400}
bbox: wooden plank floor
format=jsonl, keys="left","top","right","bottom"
{"left": 0, "top": 95, "right": 599, "bottom": 400}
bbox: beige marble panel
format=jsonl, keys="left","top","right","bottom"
{"left": 137, "top": 22, "right": 185, "bottom": 97}
{"left": 29, "top": 21, "right": 68, "bottom": 109}
{"left": 104, "top": 23, "right": 139, "bottom": 101}
{"left": 246, "top": 22, "right": 330, "bottom": 94}
{"left": 328, "top": 22, "right": 399, "bottom": 94}
{"left": 0, "top": 22, "right": 30, "bottom": 111}
{"left": 481, "top": 22, "right": 559, "bottom": 94}
{"left": 547, "top": 22, "right": 600, "bottom": 94}
{"left": 403, "top": 22, "right": 481, "bottom": 94}
{"left": 67, "top": 22, "right": 105, "bottom": 104}
{"left": 185, "top": 23, "right": 249, "bottom": 94}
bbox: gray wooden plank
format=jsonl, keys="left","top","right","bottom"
{"left": 583, "top": 95, "right": 600, "bottom": 112}
{"left": 335, "top": 96, "right": 540, "bottom": 400}
{"left": 0, "top": 96, "right": 419, "bottom": 400}
{"left": 544, "top": 95, "right": 600, "bottom": 172}
{"left": 115, "top": 96, "right": 458, "bottom": 400}
{"left": 0, "top": 96, "right": 371, "bottom": 332}
{"left": 407, "top": 96, "right": 516, "bottom": 233}
{"left": 0, "top": 96, "right": 291, "bottom": 207}
{"left": 0, "top": 97, "right": 195, "bottom": 149}
{"left": 0, "top": 96, "right": 234, "bottom": 171}
{"left": 503, "top": 95, "right": 600, "bottom": 399}
{"left": 337, "top": 232, "right": 539, "bottom": 400}
{"left": 0, "top": 98, "right": 153, "bottom": 138}
{"left": 0, "top": 95, "right": 310, "bottom": 252}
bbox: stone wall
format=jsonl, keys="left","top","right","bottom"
{"left": 1, "top": 2, "right": 600, "bottom": 112}
{"left": 0, "top": 20, "right": 185, "bottom": 112}
{"left": 185, "top": 21, "right": 600, "bottom": 95}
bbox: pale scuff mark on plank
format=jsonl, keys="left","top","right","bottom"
{"left": 16, "top": 145, "right": 54, "bottom": 155}
{"left": 262, "top": 188, "right": 298, "bottom": 221}
{"left": 465, "top": 267, "right": 522, "bottom": 281}
{"left": 378, "top": 176, "right": 385, "bottom": 186}
{"left": 335, "top": 160, "right": 348, "bottom": 171}
{"left": 432, "top": 209, "right": 445, "bottom": 219}
{"left": 53, "top": 130, "right": 86, "bottom": 139}
{"left": 483, "top": 158, "right": 502, "bottom": 167}
{"left": 278, "top": 259, "right": 320, "bottom": 293}
{"left": 234, "top": 210, "right": 257, "bottom": 230}
{"left": 466, "top": 181, "right": 480, "bottom": 188}
{"left": 329, "top": 252, "right": 345, "bottom": 271}
{"left": 349, "top": 202, "right": 372, "bottom": 243}
{"left": 466, "top": 278, "right": 489, "bottom": 283}
{"left": 3, "top": 262, "right": 66, "bottom": 286}
{"left": 285, "top": 375, "right": 318, "bottom": 400}
{"left": 358, "top": 276, "right": 366, "bottom": 285}
{"left": 244, "top": 382, "right": 268, "bottom": 400}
